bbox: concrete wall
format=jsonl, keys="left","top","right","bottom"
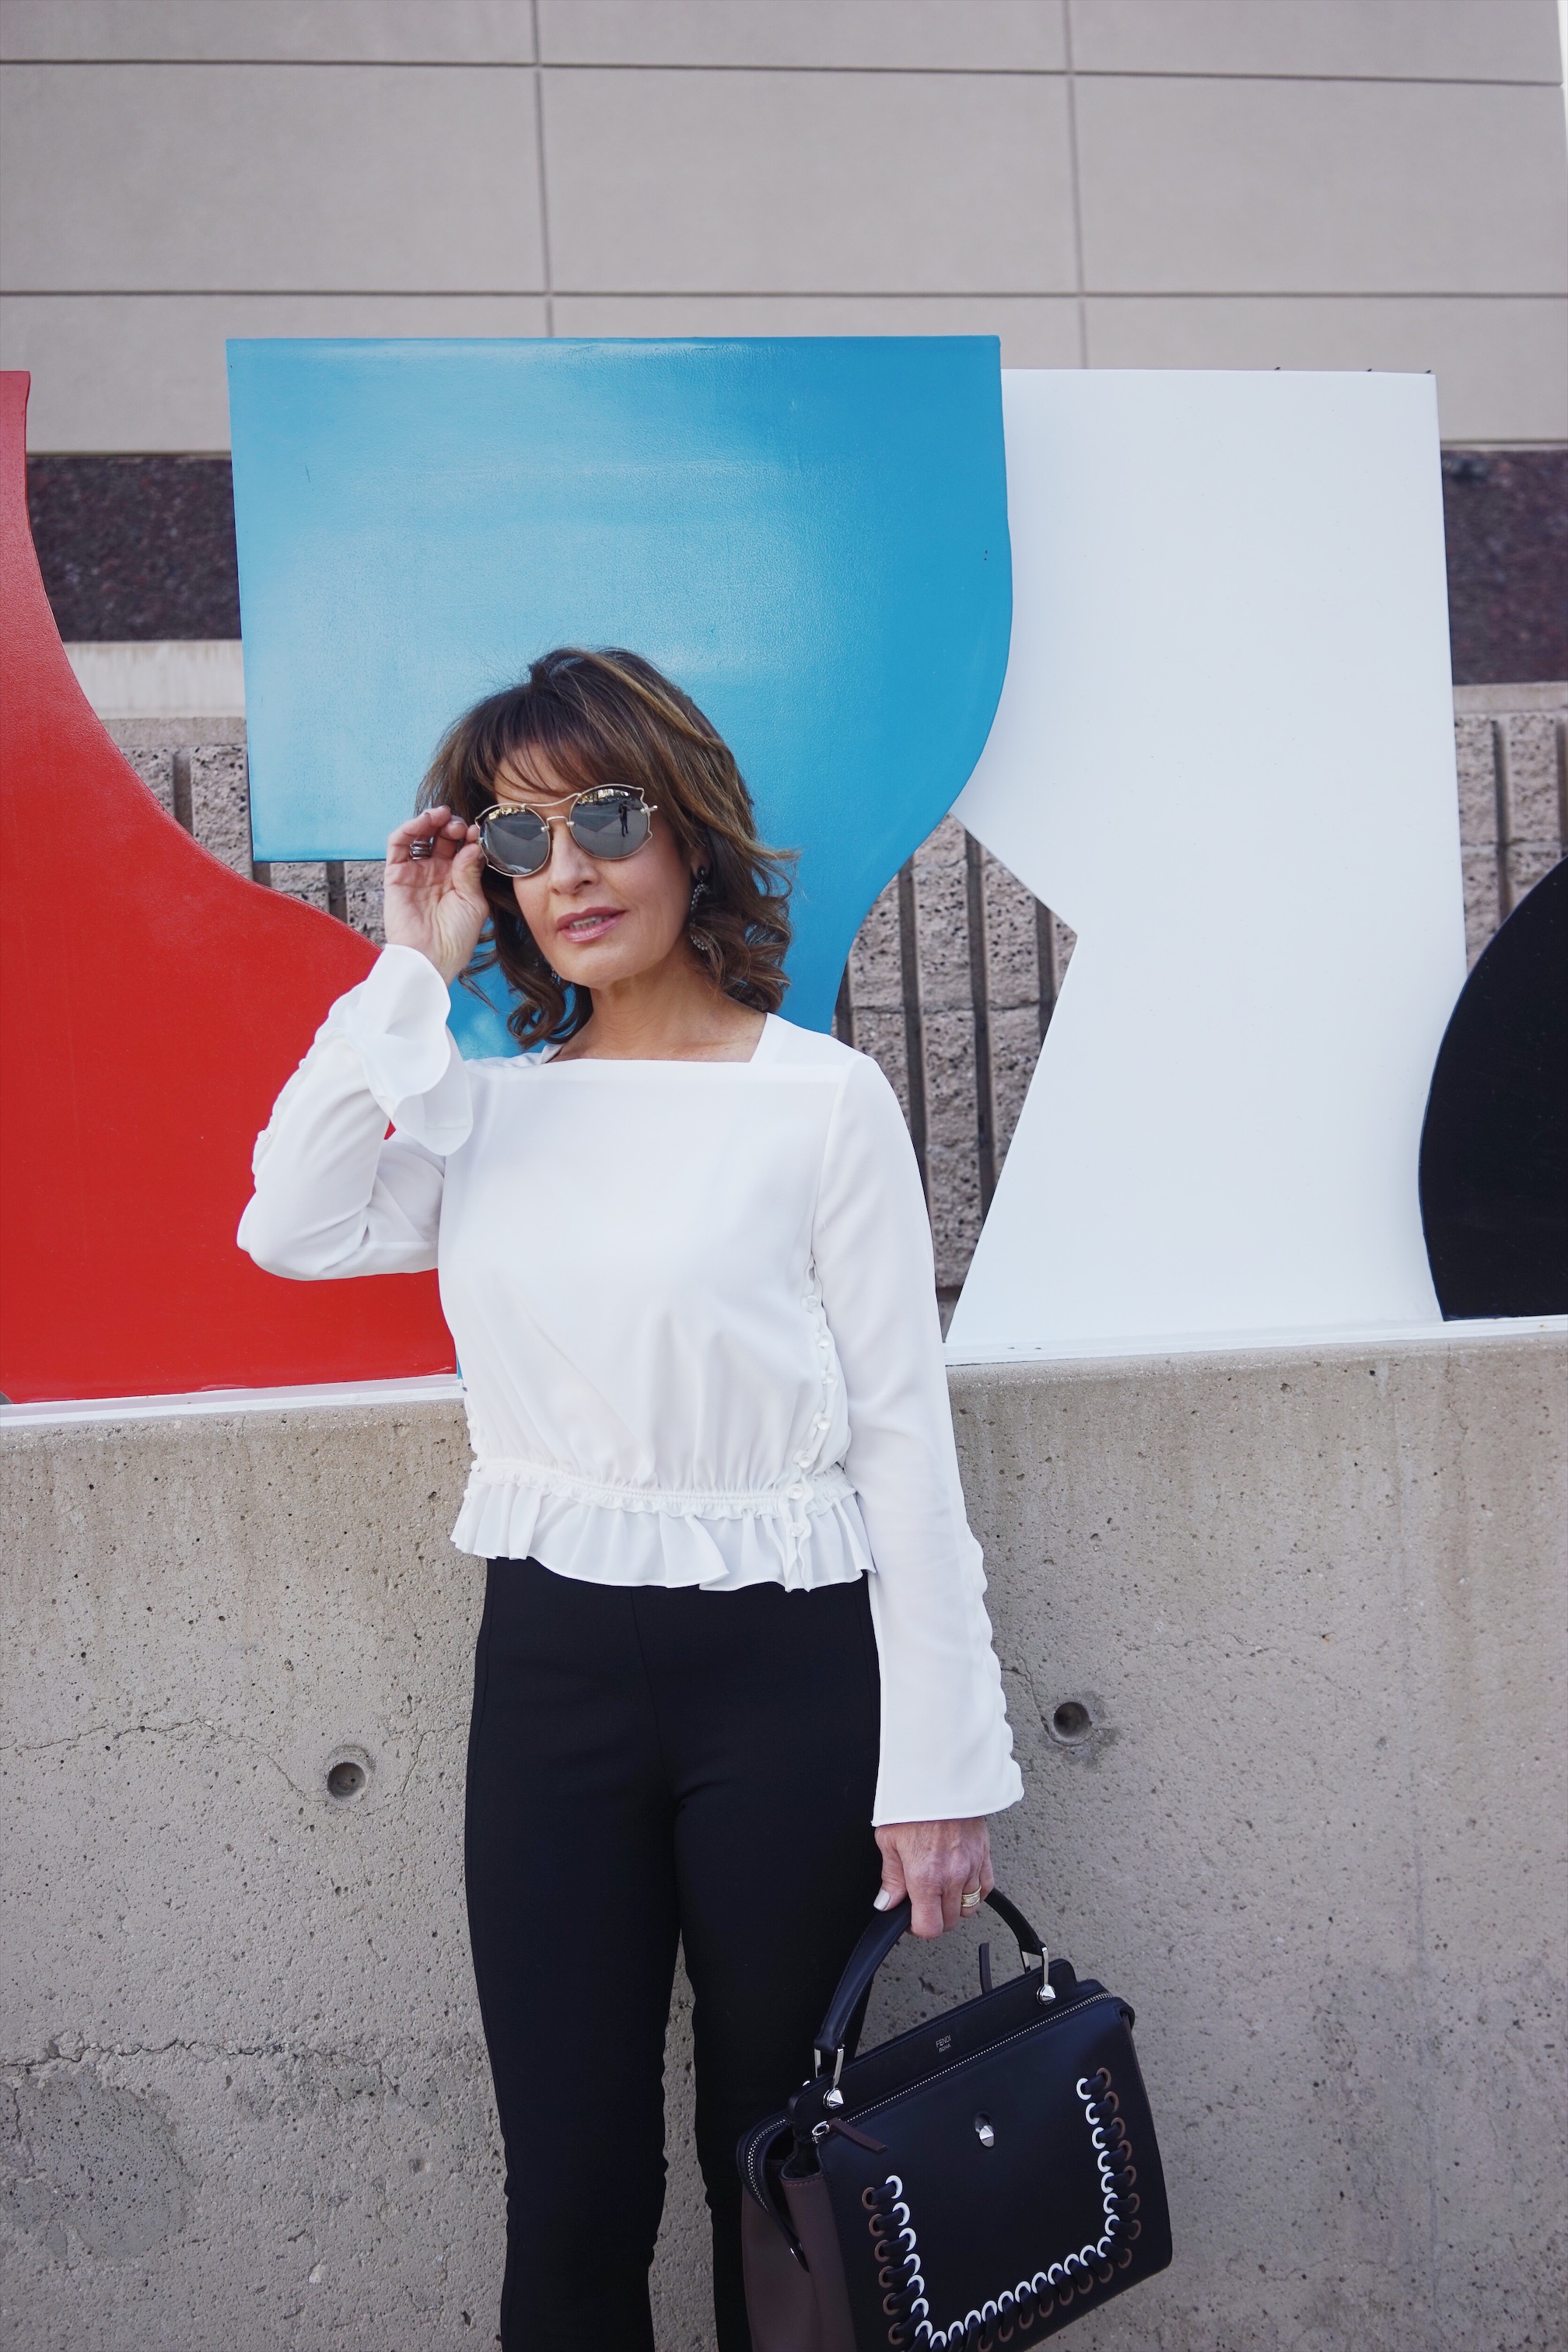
{"left": 2, "top": 1327, "right": 1563, "bottom": 2349}
{"left": 1, "top": 0, "right": 1564, "bottom": 451}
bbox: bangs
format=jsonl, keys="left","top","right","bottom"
{"left": 464, "top": 677, "right": 653, "bottom": 804}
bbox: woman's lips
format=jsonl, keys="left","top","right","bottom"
{"left": 558, "top": 908, "right": 625, "bottom": 944}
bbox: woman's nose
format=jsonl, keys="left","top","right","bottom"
{"left": 546, "top": 822, "right": 599, "bottom": 884}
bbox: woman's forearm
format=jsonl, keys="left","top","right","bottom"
{"left": 238, "top": 947, "right": 463, "bottom": 1279}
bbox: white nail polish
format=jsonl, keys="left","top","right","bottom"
{"left": 873, "top": 1889, "right": 894, "bottom": 1911}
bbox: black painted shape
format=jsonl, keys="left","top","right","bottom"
{"left": 1419, "top": 856, "right": 1568, "bottom": 1318}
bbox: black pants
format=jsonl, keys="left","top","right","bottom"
{"left": 464, "top": 1556, "right": 883, "bottom": 2350}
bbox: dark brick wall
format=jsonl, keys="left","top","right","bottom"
{"left": 1442, "top": 449, "right": 1568, "bottom": 685}
{"left": 26, "top": 456, "right": 240, "bottom": 641}
{"left": 26, "top": 446, "right": 1568, "bottom": 681}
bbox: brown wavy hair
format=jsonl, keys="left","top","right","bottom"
{"left": 418, "top": 648, "right": 794, "bottom": 1048}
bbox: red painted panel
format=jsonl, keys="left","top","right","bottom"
{"left": 0, "top": 373, "right": 454, "bottom": 1401}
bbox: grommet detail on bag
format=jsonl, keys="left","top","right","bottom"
{"left": 863, "top": 2067, "right": 1143, "bottom": 2347}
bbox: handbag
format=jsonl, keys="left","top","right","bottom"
{"left": 736, "top": 1889, "right": 1171, "bottom": 2351}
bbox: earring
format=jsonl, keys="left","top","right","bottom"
{"left": 688, "top": 869, "right": 716, "bottom": 960}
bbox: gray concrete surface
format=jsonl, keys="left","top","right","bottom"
{"left": 2, "top": 1328, "right": 1564, "bottom": 2348}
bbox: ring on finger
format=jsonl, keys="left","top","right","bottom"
{"left": 960, "top": 1887, "right": 983, "bottom": 1911}
{"left": 407, "top": 838, "right": 436, "bottom": 859}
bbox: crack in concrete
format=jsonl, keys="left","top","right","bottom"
{"left": 0, "top": 1716, "right": 316, "bottom": 1797}
{"left": 5, "top": 2030, "right": 479, "bottom": 2073}
{"left": 0, "top": 1716, "right": 454, "bottom": 1807}
{"left": 8, "top": 2040, "right": 299, "bottom": 2070}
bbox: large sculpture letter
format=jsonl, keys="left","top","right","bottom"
{"left": 952, "top": 370, "right": 1466, "bottom": 1356}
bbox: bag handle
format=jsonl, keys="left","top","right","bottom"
{"left": 812, "top": 1887, "right": 1051, "bottom": 2089}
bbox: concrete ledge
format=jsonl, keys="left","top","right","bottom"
{"left": 2, "top": 1334, "right": 1564, "bottom": 2347}
{"left": 68, "top": 642, "right": 245, "bottom": 723}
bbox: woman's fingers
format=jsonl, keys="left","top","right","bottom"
{"left": 387, "top": 807, "right": 469, "bottom": 866}
{"left": 381, "top": 808, "right": 488, "bottom": 982}
{"left": 909, "top": 1868, "right": 950, "bottom": 1941}
{"left": 875, "top": 1819, "right": 992, "bottom": 1940}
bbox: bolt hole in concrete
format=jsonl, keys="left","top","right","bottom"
{"left": 327, "top": 1758, "right": 367, "bottom": 1801}
{"left": 1049, "top": 1699, "right": 1094, "bottom": 1744}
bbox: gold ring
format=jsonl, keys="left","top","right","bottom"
{"left": 960, "top": 1888, "right": 983, "bottom": 1910}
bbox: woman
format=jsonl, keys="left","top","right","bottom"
{"left": 239, "top": 647, "right": 1022, "bottom": 2350}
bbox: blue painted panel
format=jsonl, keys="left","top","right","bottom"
{"left": 228, "top": 338, "right": 1010, "bottom": 1039}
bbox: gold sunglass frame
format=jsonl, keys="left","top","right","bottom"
{"left": 475, "top": 786, "right": 660, "bottom": 877}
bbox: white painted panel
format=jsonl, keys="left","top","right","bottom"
{"left": 949, "top": 369, "right": 1466, "bottom": 1359}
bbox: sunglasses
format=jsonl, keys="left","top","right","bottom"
{"left": 476, "top": 786, "right": 657, "bottom": 877}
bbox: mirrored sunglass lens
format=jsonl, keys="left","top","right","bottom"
{"left": 571, "top": 791, "right": 649, "bottom": 859}
{"left": 483, "top": 810, "right": 549, "bottom": 871}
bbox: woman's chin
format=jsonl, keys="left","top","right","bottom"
{"left": 553, "top": 929, "right": 695, "bottom": 992}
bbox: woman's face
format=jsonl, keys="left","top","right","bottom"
{"left": 494, "top": 752, "right": 704, "bottom": 991}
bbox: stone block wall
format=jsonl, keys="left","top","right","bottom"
{"left": 107, "top": 686, "right": 1566, "bottom": 1293}
{"left": 1452, "top": 683, "right": 1568, "bottom": 956}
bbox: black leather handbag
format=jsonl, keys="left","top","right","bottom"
{"left": 736, "top": 1891, "right": 1171, "bottom": 2351}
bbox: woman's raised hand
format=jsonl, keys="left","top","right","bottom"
{"left": 383, "top": 807, "right": 489, "bottom": 987}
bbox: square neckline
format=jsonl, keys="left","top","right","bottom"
{"left": 532, "top": 1011, "right": 780, "bottom": 1070}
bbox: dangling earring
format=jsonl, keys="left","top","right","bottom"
{"left": 688, "top": 868, "right": 716, "bottom": 961}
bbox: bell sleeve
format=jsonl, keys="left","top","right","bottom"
{"left": 237, "top": 943, "right": 471, "bottom": 1280}
{"left": 811, "top": 1048, "right": 1024, "bottom": 1826}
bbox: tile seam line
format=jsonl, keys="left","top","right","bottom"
{"left": 9, "top": 289, "right": 1566, "bottom": 301}
{"left": 529, "top": 0, "right": 554, "bottom": 337}
{"left": 1062, "top": 0, "right": 1088, "bottom": 366}
{"left": 1, "top": 61, "right": 1560, "bottom": 86}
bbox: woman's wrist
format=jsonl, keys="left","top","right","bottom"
{"left": 382, "top": 931, "right": 466, "bottom": 990}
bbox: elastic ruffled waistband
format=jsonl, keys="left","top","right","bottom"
{"left": 450, "top": 1456, "right": 872, "bottom": 1590}
{"left": 463, "top": 1454, "right": 855, "bottom": 1519}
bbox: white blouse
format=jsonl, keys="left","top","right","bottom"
{"left": 238, "top": 945, "right": 1021, "bottom": 1825}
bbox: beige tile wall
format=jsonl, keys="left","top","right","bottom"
{"left": 1067, "top": 0, "right": 1565, "bottom": 81}
{"left": 1083, "top": 294, "right": 1568, "bottom": 443}
{"left": 0, "top": 61, "right": 544, "bottom": 292}
{"left": 1073, "top": 75, "right": 1567, "bottom": 295}
{"left": 2, "top": 0, "right": 1563, "bottom": 450}
{"left": 2, "top": 292, "right": 552, "bottom": 450}
{"left": 536, "top": 1, "right": 1069, "bottom": 72}
{"left": 542, "top": 67, "right": 1076, "bottom": 295}
{"left": 0, "top": 2, "right": 534, "bottom": 61}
